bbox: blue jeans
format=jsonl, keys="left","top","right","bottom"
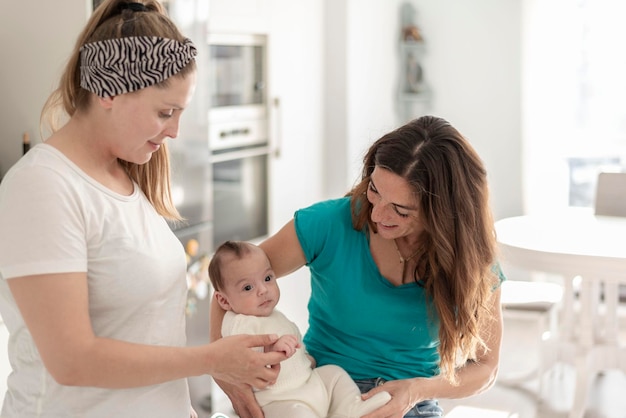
{"left": 354, "top": 378, "right": 443, "bottom": 417}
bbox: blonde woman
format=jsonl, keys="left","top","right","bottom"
{"left": 0, "top": 1, "right": 285, "bottom": 417}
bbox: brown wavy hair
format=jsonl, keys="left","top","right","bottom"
{"left": 347, "top": 115, "right": 499, "bottom": 385}
{"left": 40, "top": 0, "right": 196, "bottom": 220}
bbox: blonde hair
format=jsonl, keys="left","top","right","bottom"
{"left": 348, "top": 115, "right": 499, "bottom": 385}
{"left": 41, "top": 0, "right": 196, "bottom": 220}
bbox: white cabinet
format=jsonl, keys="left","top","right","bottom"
{"left": 265, "top": 0, "right": 324, "bottom": 230}
{"left": 207, "top": 0, "right": 325, "bottom": 231}
{"left": 208, "top": 0, "right": 271, "bottom": 34}
{"left": 0, "top": 0, "right": 88, "bottom": 182}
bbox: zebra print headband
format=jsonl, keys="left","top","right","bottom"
{"left": 80, "top": 36, "right": 197, "bottom": 98}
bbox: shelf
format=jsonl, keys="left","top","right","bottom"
{"left": 400, "top": 40, "right": 425, "bottom": 52}
{"left": 398, "top": 15, "right": 430, "bottom": 121}
{"left": 399, "top": 91, "right": 431, "bottom": 102}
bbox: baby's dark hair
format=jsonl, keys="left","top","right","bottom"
{"left": 208, "top": 240, "right": 254, "bottom": 291}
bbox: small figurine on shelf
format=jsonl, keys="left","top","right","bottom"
{"left": 403, "top": 25, "right": 423, "bottom": 43}
{"left": 405, "top": 52, "right": 424, "bottom": 93}
{"left": 400, "top": 2, "right": 423, "bottom": 43}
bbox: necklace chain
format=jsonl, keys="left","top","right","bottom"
{"left": 392, "top": 239, "right": 420, "bottom": 264}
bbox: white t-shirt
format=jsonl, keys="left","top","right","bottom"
{"left": 0, "top": 144, "right": 190, "bottom": 417}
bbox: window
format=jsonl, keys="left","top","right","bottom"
{"left": 523, "top": 0, "right": 626, "bottom": 213}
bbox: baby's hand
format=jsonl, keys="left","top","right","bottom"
{"left": 269, "top": 334, "right": 301, "bottom": 357}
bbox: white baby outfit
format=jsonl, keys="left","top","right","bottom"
{"left": 222, "top": 309, "right": 390, "bottom": 418}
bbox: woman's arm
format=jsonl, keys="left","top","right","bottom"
{"left": 210, "top": 300, "right": 264, "bottom": 418}
{"left": 361, "top": 288, "right": 504, "bottom": 418}
{"left": 8, "top": 272, "right": 286, "bottom": 389}
{"left": 259, "top": 219, "right": 307, "bottom": 277}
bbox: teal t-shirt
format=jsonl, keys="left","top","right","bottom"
{"left": 296, "top": 197, "right": 440, "bottom": 381}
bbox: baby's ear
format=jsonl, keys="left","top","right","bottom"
{"left": 214, "top": 291, "right": 231, "bottom": 311}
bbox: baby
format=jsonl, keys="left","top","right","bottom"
{"left": 209, "top": 241, "right": 391, "bottom": 418}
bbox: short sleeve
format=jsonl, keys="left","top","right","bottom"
{"left": 0, "top": 162, "right": 87, "bottom": 279}
{"left": 293, "top": 198, "right": 354, "bottom": 266}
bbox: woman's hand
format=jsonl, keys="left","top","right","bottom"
{"left": 360, "top": 378, "right": 422, "bottom": 418}
{"left": 214, "top": 377, "right": 264, "bottom": 418}
{"left": 205, "top": 334, "right": 285, "bottom": 390}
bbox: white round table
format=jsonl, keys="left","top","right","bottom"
{"left": 495, "top": 209, "right": 626, "bottom": 418}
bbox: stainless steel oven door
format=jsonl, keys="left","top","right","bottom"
{"left": 208, "top": 118, "right": 268, "bottom": 151}
{"left": 208, "top": 33, "right": 266, "bottom": 108}
{"left": 169, "top": 139, "right": 213, "bottom": 230}
{"left": 211, "top": 146, "right": 269, "bottom": 248}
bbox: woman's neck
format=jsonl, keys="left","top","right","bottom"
{"left": 46, "top": 117, "right": 133, "bottom": 195}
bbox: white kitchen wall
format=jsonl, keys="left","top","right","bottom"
{"left": 414, "top": 0, "right": 523, "bottom": 221}
{"left": 521, "top": 0, "right": 626, "bottom": 214}
{"left": 0, "top": 1, "right": 89, "bottom": 179}
{"left": 323, "top": 0, "right": 523, "bottom": 221}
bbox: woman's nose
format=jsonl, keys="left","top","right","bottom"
{"left": 371, "top": 201, "right": 390, "bottom": 223}
{"left": 164, "top": 116, "right": 181, "bottom": 139}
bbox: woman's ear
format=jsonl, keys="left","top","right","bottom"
{"left": 97, "top": 95, "right": 115, "bottom": 110}
{"left": 214, "top": 291, "right": 231, "bottom": 311}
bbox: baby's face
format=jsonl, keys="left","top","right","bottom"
{"left": 218, "top": 246, "right": 280, "bottom": 317}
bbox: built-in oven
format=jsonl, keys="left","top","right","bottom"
{"left": 208, "top": 33, "right": 266, "bottom": 113}
{"left": 208, "top": 33, "right": 270, "bottom": 248}
{"left": 168, "top": 31, "right": 270, "bottom": 417}
{"left": 166, "top": 3, "right": 214, "bottom": 259}
{"left": 211, "top": 147, "right": 269, "bottom": 247}
{"left": 169, "top": 139, "right": 213, "bottom": 248}
{"left": 169, "top": 32, "right": 270, "bottom": 251}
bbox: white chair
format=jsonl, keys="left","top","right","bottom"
{"left": 594, "top": 172, "right": 626, "bottom": 218}
{"left": 497, "top": 279, "right": 563, "bottom": 399}
{"left": 594, "top": 171, "right": 626, "bottom": 303}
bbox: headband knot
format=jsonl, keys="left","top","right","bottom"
{"left": 79, "top": 36, "right": 197, "bottom": 97}
{"left": 118, "top": 2, "right": 148, "bottom": 12}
